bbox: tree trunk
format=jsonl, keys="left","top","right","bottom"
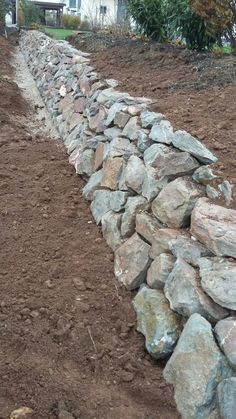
{"left": 0, "top": 12, "right": 6, "bottom": 35}
{"left": 0, "top": 12, "right": 6, "bottom": 26}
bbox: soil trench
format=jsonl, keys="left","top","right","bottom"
{"left": 0, "top": 38, "right": 179, "bottom": 418}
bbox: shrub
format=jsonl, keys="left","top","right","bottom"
{"left": 0, "top": 0, "right": 12, "bottom": 29}
{"left": 127, "top": 0, "right": 216, "bottom": 50}
{"left": 62, "top": 14, "right": 81, "bottom": 30}
{"left": 20, "top": 0, "right": 42, "bottom": 28}
{"left": 79, "top": 20, "right": 92, "bottom": 31}
{"left": 127, "top": 0, "right": 166, "bottom": 41}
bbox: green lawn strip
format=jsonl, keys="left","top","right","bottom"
{"left": 43, "top": 28, "right": 76, "bottom": 40}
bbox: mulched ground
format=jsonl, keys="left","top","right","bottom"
{"left": 70, "top": 34, "right": 236, "bottom": 200}
{"left": 0, "top": 36, "right": 179, "bottom": 419}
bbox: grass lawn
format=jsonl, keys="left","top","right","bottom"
{"left": 42, "top": 27, "right": 76, "bottom": 40}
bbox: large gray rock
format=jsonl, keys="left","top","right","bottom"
{"left": 150, "top": 120, "right": 174, "bottom": 144}
{"left": 114, "top": 233, "right": 151, "bottom": 290}
{"left": 101, "top": 211, "right": 123, "bottom": 251}
{"left": 137, "top": 129, "right": 152, "bottom": 152}
{"left": 152, "top": 177, "right": 205, "bottom": 228}
{"left": 140, "top": 110, "right": 164, "bottom": 128}
{"left": 114, "top": 111, "right": 130, "bottom": 128}
{"left": 105, "top": 102, "right": 125, "bottom": 126}
{"left": 110, "top": 191, "right": 129, "bottom": 212}
{"left": 82, "top": 169, "right": 102, "bottom": 201}
{"left": 191, "top": 198, "right": 236, "bottom": 258}
{"left": 217, "top": 378, "right": 236, "bottom": 419}
{"left": 164, "top": 313, "right": 233, "bottom": 419}
{"left": 121, "top": 196, "right": 149, "bottom": 238}
{"left": 150, "top": 228, "right": 186, "bottom": 259}
{"left": 101, "top": 157, "right": 124, "bottom": 190}
{"left": 104, "top": 127, "right": 122, "bottom": 141}
{"left": 143, "top": 144, "right": 170, "bottom": 167}
{"left": 172, "top": 130, "right": 218, "bottom": 164}
{"left": 133, "top": 286, "right": 182, "bottom": 359}
{"left": 192, "top": 165, "right": 216, "bottom": 185}
{"left": 97, "top": 88, "right": 131, "bottom": 107}
{"left": 135, "top": 212, "right": 163, "bottom": 244}
{"left": 215, "top": 317, "right": 236, "bottom": 369}
{"left": 90, "top": 190, "right": 112, "bottom": 224}
{"left": 122, "top": 116, "right": 140, "bottom": 140}
{"left": 169, "top": 236, "right": 213, "bottom": 267}
{"left": 142, "top": 166, "right": 168, "bottom": 201}
{"left": 199, "top": 257, "right": 236, "bottom": 311}
{"left": 107, "top": 137, "right": 139, "bottom": 159}
{"left": 75, "top": 149, "right": 95, "bottom": 178}
{"left": 164, "top": 259, "right": 228, "bottom": 323}
{"left": 147, "top": 254, "right": 175, "bottom": 289}
{"left": 124, "top": 156, "right": 146, "bottom": 194}
{"left": 206, "top": 185, "right": 220, "bottom": 200}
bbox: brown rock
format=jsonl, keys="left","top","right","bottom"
{"left": 94, "top": 142, "right": 105, "bottom": 171}
{"left": 74, "top": 97, "right": 86, "bottom": 113}
{"left": 135, "top": 212, "right": 163, "bottom": 244}
{"left": 101, "top": 157, "right": 124, "bottom": 190}
{"left": 150, "top": 228, "right": 186, "bottom": 259}
{"left": 89, "top": 106, "right": 107, "bottom": 133}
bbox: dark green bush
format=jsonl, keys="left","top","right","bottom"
{"left": 127, "top": 0, "right": 216, "bottom": 50}
{"left": 127, "top": 0, "right": 166, "bottom": 40}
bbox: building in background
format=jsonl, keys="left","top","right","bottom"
{"left": 65, "top": 0, "right": 127, "bottom": 26}
{"left": 6, "top": 0, "right": 127, "bottom": 27}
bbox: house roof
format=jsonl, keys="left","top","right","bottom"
{"left": 32, "top": 1, "right": 65, "bottom": 10}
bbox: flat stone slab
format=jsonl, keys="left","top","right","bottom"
{"left": 172, "top": 130, "right": 218, "bottom": 164}
{"left": 191, "top": 198, "right": 236, "bottom": 258}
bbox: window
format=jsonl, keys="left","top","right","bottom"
{"left": 100, "top": 6, "right": 107, "bottom": 15}
{"left": 69, "top": 0, "right": 76, "bottom": 8}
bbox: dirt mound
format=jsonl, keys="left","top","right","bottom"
{"left": 0, "top": 37, "right": 179, "bottom": 418}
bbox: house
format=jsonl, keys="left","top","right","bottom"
{"left": 65, "top": 0, "right": 127, "bottom": 25}
{"left": 6, "top": 0, "right": 127, "bottom": 27}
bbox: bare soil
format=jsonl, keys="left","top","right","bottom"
{"left": 0, "top": 37, "right": 179, "bottom": 419}
{"left": 70, "top": 34, "right": 236, "bottom": 205}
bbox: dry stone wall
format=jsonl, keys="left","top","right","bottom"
{"left": 20, "top": 30, "right": 236, "bottom": 419}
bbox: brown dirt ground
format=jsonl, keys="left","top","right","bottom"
{"left": 70, "top": 34, "right": 236, "bottom": 207}
{"left": 0, "top": 37, "right": 179, "bottom": 418}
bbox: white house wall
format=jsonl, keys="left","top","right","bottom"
{"left": 65, "top": 0, "right": 118, "bottom": 24}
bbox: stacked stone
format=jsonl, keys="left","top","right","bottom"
{"left": 20, "top": 31, "right": 236, "bottom": 419}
